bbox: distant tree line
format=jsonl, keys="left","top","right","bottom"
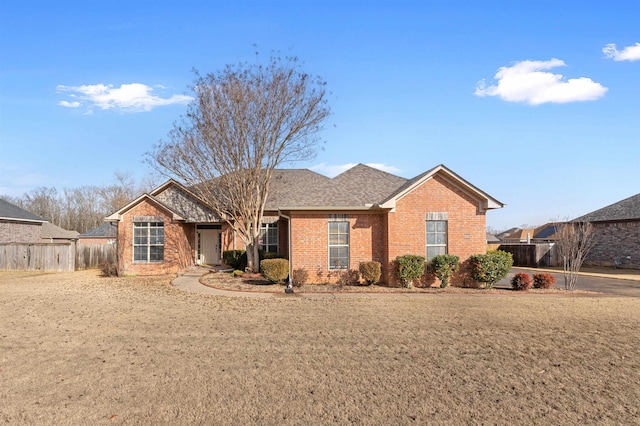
{"left": 1, "top": 172, "right": 157, "bottom": 234}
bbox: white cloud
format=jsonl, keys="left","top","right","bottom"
{"left": 603, "top": 42, "right": 640, "bottom": 62}
{"left": 56, "top": 83, "right": 193, "bottom": 112}
{"left": 475, "top": 59, "right": 607, "bottom": 105}
{"left": 311, "top": 162, "right": 402, "bottom": 177}
{"left": 58, "top": 100, "right": 80, "bottom": 108}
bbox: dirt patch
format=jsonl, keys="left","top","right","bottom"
{"left": 1, "top": 270, "right": 639, "bottom": 424}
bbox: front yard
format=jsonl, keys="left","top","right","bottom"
{"left": 1, "top": 270, "right": 639, "bottom": 424}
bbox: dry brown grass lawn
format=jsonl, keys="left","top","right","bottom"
{"left": 1, "top": 270, "right": 638, "bottom": 425}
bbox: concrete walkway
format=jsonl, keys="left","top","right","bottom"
{"left": 172, "top": 268, "right": 273, "bottom": 298}
{"left": 172, "top": 267, "right": 640, "bottom": 298}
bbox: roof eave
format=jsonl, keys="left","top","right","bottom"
{"left": 0, "top": 217, "right": 46, "bottom": 224}
{"left": 275, "top": 205, "right": 389, "bottom": 212}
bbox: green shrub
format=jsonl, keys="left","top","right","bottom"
{"left": 223, "top": 250, "right": 246, "bottom": 270}
{"left": 430, "top": 254, "right": 460, "bottom": 288}
{"left": 469, "top": 250, "right": 513, "bottom": 289}
{"left": 291, "top": 268, "right": 308, "bottom": 287}
{"left": 260, "top": 258, "right": 289, "bottom": 283}
{"left": 533, "top": 273, "right": 556, "bottom": 289}
{"left": 511, "top": 272, "right": 533, "bottom": 291}
{"left": 395, "top": 255, "right": 426, "bottom": 288}
{"left": 359, "top": 261, "right": 381, "bottom": 285}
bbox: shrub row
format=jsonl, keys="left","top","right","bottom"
{"left": 222, "top": 249, "right": 284, "bottom": 270}
{"left": 511, "top": 272, "right": 556, "bottom": 291}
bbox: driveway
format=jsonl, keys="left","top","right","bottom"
{"left": 496, "top": 268, "right": 640, "bottom": 297}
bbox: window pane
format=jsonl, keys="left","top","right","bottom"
{"left": 329, "top": 234, "right": 348, "bottom": 245}
{"left": 436, "top": 221, "right": 447, "bottom": 232}
{"left": 426, "top": 222, "right": 436, "bottom": 232}
{"left": 149, "top": 246, "right": 164, "bottom": 262}
{"left": 134, "top": 246, "right": 147, "bottom": 261}
{"left": 436, "top": 234, "right": 446, "bottom": 244}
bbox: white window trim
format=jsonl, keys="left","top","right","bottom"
{"left": 328, "top": 219, "right": 349, "bottom": 270}
{"left": 133, "top": 221, "right": 164, "bottom": 263}
{"left": 426, "top": 218, "right": 448, "bottom": 262}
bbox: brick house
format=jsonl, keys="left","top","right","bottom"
{"left": 573, "top": 193, "right": 640, "bottom": 269}
{"left": 106, "top": 164, "right": 504, "bottom": 285}
{"left": 0, "top": 198, "right": 47, "bottom": 243}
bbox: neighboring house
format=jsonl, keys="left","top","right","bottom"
{"left": 500, "top": 227, "right": 536, "bottom": 243}
{"left": 0, "top": 198, "right": 78, "bottom": 272}
{"left": 79, "top": 223, "right": 117, "bottom": 245}
{"left": 573, "top": 193, "right": 640, "bottom": 269}
{"left": 41, "top": 222, "right": 80, "bottom": 242}
{"left": 0, "top": 198, "right": 47, "bottom": 243}
{"left": 106, "top": 164, "right": 504, "bottom": 285}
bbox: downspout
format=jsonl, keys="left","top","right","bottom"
{"left": 278, "top": 210, "right": 293, "bottom": 293}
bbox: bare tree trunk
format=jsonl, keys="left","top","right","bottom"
{"left": 555, "top": 221, "right": 596, "bottom": 290}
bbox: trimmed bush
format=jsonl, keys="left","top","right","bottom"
{"left": 260, "top": 258, "right": 289, "bottom": 283}
{"left": 223, "top": 250, "right": 246, "bottom": 270}
{"left": 511, "top": 272, "right": 533, "bottom": 291}
{"left": 359, "top": 261, "right": 381, "bottom": 285}
{"left": 396, "top": 255, "right": 426, "bottom": 288}
{"left": 291, "top": 268, "right": 308, "bottom": 287}
{"left": 533, "top": 273, "right": 556, "bottom": 289}
{"left": 469, "top": 250, "right": 513, "bottom": 289}
{"left": 430, "top": 254, "right": 460, "bottom": 288}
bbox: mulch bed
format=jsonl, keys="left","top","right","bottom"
{"left": 199, "top": 270, "right": 595, "bottom": 295}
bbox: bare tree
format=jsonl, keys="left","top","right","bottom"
{"left": 4, "top": 172, "right": 157, "bottom": 234}
{"left": 148, "top": 54, "right": 330, "bottom": 272}
{"left": 554, "top": 220, "right": 596, "bottom": 290}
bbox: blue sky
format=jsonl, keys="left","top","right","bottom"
{"left": 1, "top": 1, "right": 638, "bottom": 230}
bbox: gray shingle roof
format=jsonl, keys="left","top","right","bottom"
{"left": 573, "top": 193, "right": 640, "bottom": 222}
{"left": 0, "top": 198, "right": 45, "bottom": 222}
{"left": 265, "top": 164, "right": 407, "bottom": 209}
{"left": 79, "top": 222, "right": 117, "bottom": 238}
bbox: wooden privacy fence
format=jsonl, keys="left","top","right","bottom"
{"left": 0, "top": 242, "right": 76, "bottom": 272}
{"left": 498, "top": 243, "right": 560, "bottom": 268}
{"left": 75, "top": 243, "right": 116, "bottom": 270}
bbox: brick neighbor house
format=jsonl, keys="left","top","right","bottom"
{"left": 0, "top": 198, "right": 47, "bottom": 243}
{"left": 106, "top": 164, "right": 504, "bottom": 285}
{"left": 573, "top": 193, "right": 640, "bottom": 269}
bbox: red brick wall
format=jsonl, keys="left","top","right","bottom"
{"left": 118, "top": 201, "right": 195, "bottom": 275}
{"left": 386, "top": 174, "right": 487, "bottom": 286}
{"left": 289, "top": 212, "right": 384, "bottom": 283}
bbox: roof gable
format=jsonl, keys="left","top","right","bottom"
{"left": 573, "top": 193, "right": 640, "bottom": 222}
{"left": 379, "top": 164, "right": 504, "bottom": 212}
{"left": 105, "top": 180, "right": 221, "bottom": 223}
{"left": 105, "top": 193, "right": 187, "bottom": 222}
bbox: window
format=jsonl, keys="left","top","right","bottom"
{"left": 426, "top": 220, "right": 447, "bottom": 262}
{"left": 133, "top": 222, "right": 164, "bottom": 262}
{"left": 329, "top": 218, "right": 349, "bottom": 269}
{"left": 258, "top": 222, "right": 278, "bottom": 253}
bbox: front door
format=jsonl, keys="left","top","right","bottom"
{"left": 199, "top": 229, "right": 221, "bottom": 265}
